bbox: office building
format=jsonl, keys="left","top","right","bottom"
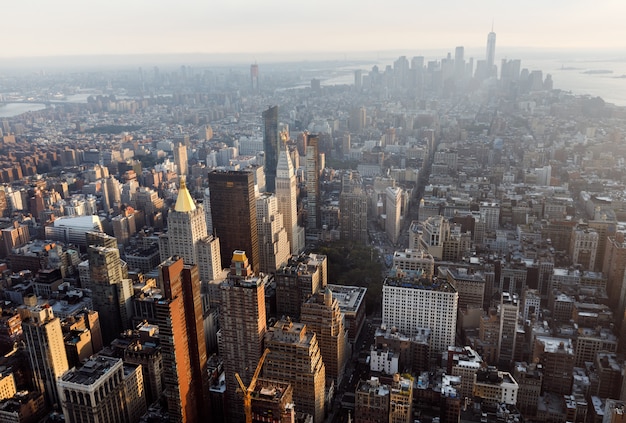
{"left": 513, "top": 362, "right": 542, "bottom": 416}
{"left": 385, "top": 187, "right": 402, "bottom": 245}
{"left": 166, "top": 177, "right": 208, "bottom": 268}
{"left": 81, "top": 236, "right": 133, "bottom": 345}
{"left": 382, "top": 274, "right": 458, "bottom": 354}
{"left": 57, "top": 356, "right": 146, "bottom": 423}
{"left": 218, "top": 251, "right": 267, "bottom": 422}
{"left": 173, "top": 142, "right": 188, "bottom": 177}
{"left": 20, "top": 304, "right": 69, "bottom": 408}
{"left": 328, "top": 284, "right": 367, "bottom": 343}
{"left": 264, "top": 319, "right": 326, "bottom": 423}
{"left": 441, "top": 267, "right": 485, "bottom": 311}
{"left": 157, "top": 257, "right": 209, "bottom": 422}
{"left": 263, "top": 106, "right": 280, "bottom": 192}
{"left": 339, "top": 171, "right": 368, "bottom": 244}
{"left": 275, "top": 253, "right": 328, "bottom": 319}
{"left": 250, "top": 63, "right": 259, "bottom": 92}
{"left": 305, "top": 134, "right": 321, "bottom": 231}
{"left": 486, "top": 30, "right": 496, "bottom": 77}
{"left": 276, "top": 147, "right": 303, "bottom": 254}
{"left": 603, "top": 232, "right": 626, "bottom": 312}
{"left": 256, "top": 193, "right": 290, "bottom": 274}
{"left": 532, "top": 336, "right": 574, "bottom": 395}
{"left": 197, "top": 235, "right": 222, "bottom": 282}
{"left": 569, "top": 224, "right": 598, "bottom": 271}
{"left": 208, "top": 170, "right": 260, "bottom": 273}
{"left": 300, "top": 289, "right": 350, "bottom": 385}
{"left": 498, "top": 292, "right": 519, "bottom": 367}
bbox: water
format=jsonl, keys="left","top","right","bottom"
{"left": 0, "top": 103, "right": 47, "bottom": 117}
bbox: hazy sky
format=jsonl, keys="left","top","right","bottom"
{"left": 2, "top": 0, "right": 625, "bottom": 59}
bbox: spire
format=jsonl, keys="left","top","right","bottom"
{"left": 174, "top": 176, "right": 196, "bottom": 212}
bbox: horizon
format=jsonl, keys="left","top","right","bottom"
{"left": 3, "top": 1, "right": 626, "bottom": 61}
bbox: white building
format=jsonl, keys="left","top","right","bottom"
{"left": 382, "top": 275, "right": 458, "bottom": 354}
{"left": 473, "top": 368, "right": 518, "bottom": 406}
{"left": 370, "top": 348, "right": 399, "bottom": 375}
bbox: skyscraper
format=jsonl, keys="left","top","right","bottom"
{"left": 174, "top": 142, "right": 188, "bottom": 177}
{"left": 20, "top": 304, "right": 69, "bottom": 408}
{"left": 276, "top": 147, "right": 303, "bottom": 254}
{"left": 486, "top": 29, "right": 497, "bottom": 77}
{"left": 166, "top": 177, "right": 209, "bottom": 268}
{"left": 300, "top": 289, "right": 350, "bottom": 385}
{"left": 385, "top": 186, "right": 402, "bottom": 244}
{"left": 157, "top": 257, "right": 209, "bottom": 422}
{"left": 263, "top": 319, "right": 326, "bottom": 423}
{"left": 81, "top": 234, "right": 133, "bottom": 345}
{"left": 340, "top": 171, "right": 368, "bottom": 244}
{"left": 218, "top": 251, "right": 268, "bottom": 422}
{"left": 263, "top": 105, "right": 279, "bottom": 192}
{"left": 208, "top": 170, "right": 260, "bottom": 273}
{"left": 256, "top": 192, "right": 291, "bottom": 274}
{"left": 306, "top": 134, "right": 320, "bottom": 231}
{"left": 250, "top": 63, "right": 259, "bottom": 92}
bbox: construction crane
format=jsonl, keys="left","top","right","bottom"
{"left": 235, "top": 348, "right": 270, "bottom": 423}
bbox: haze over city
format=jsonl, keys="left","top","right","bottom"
{"left": 2, "top": 0, "right": 626, "bottom": 60}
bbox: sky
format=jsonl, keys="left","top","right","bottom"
{"left": 2, "top": 0, "right": 626, "bottom": 60}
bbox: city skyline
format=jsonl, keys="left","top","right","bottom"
{"left": 2, "top": 1, "right": 625, "bottom": 60}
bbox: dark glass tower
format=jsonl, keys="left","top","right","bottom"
{"left": 262, "top": 105, "right": 279, "bottom": 192}
{"left": 207, "top": 170, "right": 259, "bottom": 273}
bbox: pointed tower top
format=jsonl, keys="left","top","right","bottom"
{"left": 276, "top": 147, "right": 294, "bottom": 179}
{"left": 174, "top": 176, "right": 196, "bottom": 212}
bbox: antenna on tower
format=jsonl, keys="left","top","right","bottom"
{"left": 491, "top": 19, "right": 494, "bottom": 32}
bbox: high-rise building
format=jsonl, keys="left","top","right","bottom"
{"left": 275, "top": 253, "right": 328, "bottom": 319}
{"left": 486, "top": 29, "right": 496, "bottom": 77}
{"left": 532, "top": 336, "right": 574, "bottom": 395}
{"left": 81, "top": 234, "right": 133, "bottom": 345}
{"left": 300, "top": 289, "right": 350, "bottom": 385}
{"left": 256, "top": 193, "right": 291, "bottom": 274}
{"left": 603, "top": 232, "right": 626, "bottom": 312}
{"left": 156, "top": 257, "right": 209, "bottom": 422}
{"left": 218, "top": 251, "right": 268, "bottom": 422}
{"left": 340, "top": 171, "right": 368, "bottom": 244}
{"left": 276, "top": 147, "right": 303, "bottom": 254}
{"left": 263, "top": 106, "right": 280, "bottom": 192}
{"left": 382, "top": 274, "right": 458, "bottom": 354}
{"left": 20, "top": 305, "right": 69, "bottom": 408}
{"left": 264, "top": 319, "right": 326, "bottom": 423}
{"left": 385, "top": 187, "right": 402, "bottom": 244}
{"left": 197, "top": 235, "right": 222, "bottom": 282}
{"left": 166, "top": 177, "right": 208, "bottom": 269}
{"left": 349, "top": 107, "right": 366, "bottom": 132}
{"left": 208, "top": 170, "right": 260, "bottom": 273}
{"left": 173, "top": 142, "right": 188, "bottom": 177}
{"left": 305, "top": 134, "right": 321, "bottom": 231}
{"left": 250, "top": 379, "right": 295, "bottom": 423}
{"left": 250, "top": 63, "right": 259, "bottom": 92}
{"left": 57, "top": 356, "right": 146, "bottom": 423}
{"left": 569, "top": 223, "right": 598, "bottom": 271}
{"left": 498, "top": 292, "right": 519, "bottom": 367}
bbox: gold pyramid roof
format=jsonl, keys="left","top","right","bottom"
{"left": 174, "top": 177, "right": 196, "bottom": 212}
